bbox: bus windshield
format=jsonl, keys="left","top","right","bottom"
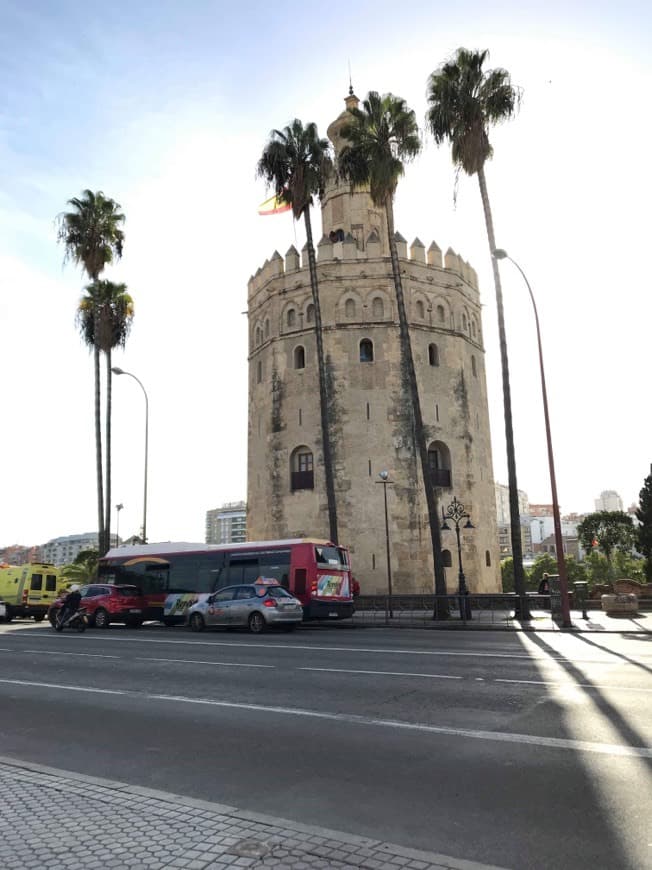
{"left": 315, "top": 546, "right": 348, "bottom": 569}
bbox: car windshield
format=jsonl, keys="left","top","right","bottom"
{"left": 266, "top": 587, "right": 293, "bottom": 599}
{"left": 115, "top": 586, "right": 142, "bottom": 597}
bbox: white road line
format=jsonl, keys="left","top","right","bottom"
{"left": 495, "top": 678, "right": 652, "bottom": 693}
{"left": 137, "top": 657, "right": 275, "bottom": 669}
{"left": 0, "top": 678, "right": 125, "bottom": 695}
{"left": 22, "top": 650, "right": 120, "bottom": 659}
{"left": 299, "top": 667, "right": 462, "bottom": 680}
{"left": 13, "top": 633, "right": 638, "bottom": 664}
{"left": 3, "top": 676, "right": 650, "bottom": 759}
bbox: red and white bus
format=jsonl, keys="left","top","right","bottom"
{"left": 98, "top": 538, "right": 354, "bottom": 624}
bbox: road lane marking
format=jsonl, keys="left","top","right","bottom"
{"left": 495, "top": 678, "right": 652, "bottom": 693}
{"left": 147, "top": 693, "right": 652, "bottom": 759}
{"left": 299, "top": 667, "right": 462, "bottom": 680}
{"left": 0, "top": 678, "right": 126, "bottom": 695}
{"left": 2, "top": 677, "right": 649, "bottom": 759}
{"left": 137, "top": 657, "right": 275, "bottom": 668}
{"left": 23, "top": 650, "right": 120, "bottom": 659}
{"left": 11, "top": 633, "right": 641, "bottom": 665}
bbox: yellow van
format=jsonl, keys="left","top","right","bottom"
{"left": 0, "top": 563, "right": 69, "bottom": 622}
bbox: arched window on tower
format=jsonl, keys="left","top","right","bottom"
{"left": 462, "top": 313, "right": 467, "bottom": 331}
{"left": 372, "top": 297, "right": 384, "bottom": 319}
{"left": 437, "top": 304, "right": 445, "bottom": 323}
{"left": 428, "top": 344, "right": 439, "bottom": 366}
{"left": 306, "top": 303, "right": 314, "bottom": 324}
{"left": 264, "top": 318, "right": 270, "bottom": 339}
{"left": 442, "top": 549, "right": 452, "bottom": 568}
{"left": 427, "top": 440, "right": 452, "bottom": 488}
{"left": 416, "top": 300, "right": 424, "bottom": 320}
{"left": 359, "top": 338, "right": 374, "bottom": 362}
{"left": 255, "top": 326, "right": 262, "bottom": 347}
{"left": 345, "top": 298, "right": 356, "bottom": 319}
{"left": 290, "top": 446, "right": 314, "bottom": 491}
{"left": 294, "top": 345, "right": 305, "bottom": 369}
{"left": 471, "top": 355, "right": 477, "bottom": 377}
{"left": 287, "top": 308, "right": 297, "bottom": 328}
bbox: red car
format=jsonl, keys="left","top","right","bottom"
{"left": 48, "top": 584, "right": 145, "bottom": 629}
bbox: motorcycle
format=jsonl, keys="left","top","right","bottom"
{"left": 53, "top": 607, "right": 88, "bottom": 633}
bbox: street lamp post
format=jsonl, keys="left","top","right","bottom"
{"left": 376, "top": 471, "right": 394, "bottom": 620}
{"left": 441, "top": 496, "right": 474, "bottom": 621}
{"left": 115, "top": 503, "right": 123, "bottom": 546}
{"left": 492, "top": 249, "right": 572, "bottom": 628}
{"left": 111, "top": 367, "right": 149, "bottom": 545}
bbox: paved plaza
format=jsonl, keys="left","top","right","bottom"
{"left": 0, "top": 757, "right": 506, "bottom": 870}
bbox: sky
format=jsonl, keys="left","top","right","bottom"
{"left": 1, "top": 0, "right": 651, "bottom": 546}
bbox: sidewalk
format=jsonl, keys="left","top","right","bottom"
{"left": 0, "top": 757, "right": 507, "bottom": 870}
{"left": 344, "top": 608, "right": 650, "bottom": 633}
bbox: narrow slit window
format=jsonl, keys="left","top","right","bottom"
{"left": 359, "top": 339, "right": 374, "bottom": 362}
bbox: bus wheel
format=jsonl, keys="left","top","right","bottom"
{"left": 248, "top": 612, "right": 266, "bottom": 634}
{"left": 33, "top": 614, "right": 46, "bottom": 622}
{"left": 94, "top": 608, "right": 110, "bottom": 629}
{"left": 189, "top": 613, "right": 205, "bottom": 633}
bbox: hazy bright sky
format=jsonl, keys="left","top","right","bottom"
{"left": 1, "top": 0, "right": 651, "bottom": 546}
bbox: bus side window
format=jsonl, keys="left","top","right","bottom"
{"left": 294, "top": 569, "right": 307, "bottom": 596}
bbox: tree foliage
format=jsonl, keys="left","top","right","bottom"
{"left": 577, "top": 511, "right": 636, "bottom": 564}
{"left": 636, "top": 467, "right": 652, "bottom": 581}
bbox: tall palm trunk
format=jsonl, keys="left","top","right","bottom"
{"left": 385, "top": 196, "right": 448, "bottom": 617}
{"left": 104, "top": 349, "right": 112, "bottom": 555}
{"left": 477, "top": 166, "right": 529, "bottom": 619}
{"left": 93, "top": 340, "right": 105, "bottom": 555}
{"left": 304, "top": 208, "right": 338, "bottom": 543}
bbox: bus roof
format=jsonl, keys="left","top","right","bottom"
{"left": 102, "top": 539, "right": 340, "bottom": 560}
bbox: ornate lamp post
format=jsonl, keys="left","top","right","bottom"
{"left": 376, "top": 471, "right": 394, "bottom": 620}
{"left": 441, "top": 496, "right": 474, "bottom": 620}
{"left": 492, "top": 250, "right": 571, "bottom": 628}
{"left": 112, "top": 367, "right": 149, "bottom": 544}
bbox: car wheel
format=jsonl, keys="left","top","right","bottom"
{"left": 4, "top": 609, "right": 13, "bottom": 623}
{"left": 33, "top": 613, "right": 46, "bottom": 622}
{"left": 248, "top": 611, "right": 266, "bottom": 634}
{"left": 189, "top": 612, "right": 205, "bottom": 632}
{"left": 94, "top": 608, "right": 110, "bottom": 629}
{"left": 48, "top": 613, "right": 57, "bottom": 627}
{"left": 77, "top": 619, "right": 86, "bottom": 633}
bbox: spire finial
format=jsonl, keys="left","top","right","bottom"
{"left": 348, "top": 60, "right": 354, "bottom": 96}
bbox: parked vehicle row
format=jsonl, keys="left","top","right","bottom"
{"left": 42, "top": 578, "right": 305, "bottom": 633}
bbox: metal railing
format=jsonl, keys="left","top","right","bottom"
{"left": 349, "top": 593, "right": 557, "bottom": 627}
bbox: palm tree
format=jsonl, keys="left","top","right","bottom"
{"left": 57, "top": 190, "right": 125, "bottom": 554}
{"left": 257, "top": 120, "right": 339, "bottom": 543}
{"left": 338, "top": 92, "right": 448, "bottom": 615}
{"left": 425, "top": 49, "right": 530, "bottom": 618}
{"left": 77, "top": 280, "right": 134, "bottom": 554}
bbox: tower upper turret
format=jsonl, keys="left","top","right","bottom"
{"left": 321, "top": 91, "right": 390, "bottom": 255}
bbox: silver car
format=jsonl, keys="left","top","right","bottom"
{"left": 187, "top": 582, "right": 304, "bottom": 633}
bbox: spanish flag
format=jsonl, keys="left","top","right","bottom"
{"left": 258, "top": 194, "right": 292, "bottom": 216}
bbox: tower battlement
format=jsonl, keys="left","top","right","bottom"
{"left": 248, "top": 232, "right": 478, "bottom": 298}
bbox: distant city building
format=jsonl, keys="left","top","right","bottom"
{"left": 497, "top": 519, "right": 532, "bottom": 561}
{"left": 0, "top": 544, "right": 40, "bottom": 565}
{"left": 205, "top": 502, "right": 247, "bottom": 544}
{"left": 495, "top": 483, "right": 529, "bottom": 526}
{"left": 528, "top": 504, "right": 553, "bottom": 517}
{"left": 39, "top": 533, "right": 119, "bottom": 566}
{"left": 529, "top": 515, "right": 579, "bottom": 546}
{"left": 594, "top": 490, "right": 623, "bottom": 512}
{"left": 534, "top": 532, "right": 580, "bottom": 560}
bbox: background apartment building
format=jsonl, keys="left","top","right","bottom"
{"left": 205, "top": 501, "right": 247, "bottom": 544}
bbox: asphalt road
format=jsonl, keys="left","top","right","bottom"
{"left": 1, "top": 620, "right": 650, "bottom": 870}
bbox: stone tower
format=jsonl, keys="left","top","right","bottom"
{"left": 247, "top": 93, "right": 500, "bottom": 593}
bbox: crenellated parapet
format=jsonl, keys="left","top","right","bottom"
{"left": 247, "top": 230, "right": 479, "bottom": 299}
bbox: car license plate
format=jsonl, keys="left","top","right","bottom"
{"left": 129, "top": 609, "right": 142, "bottom": 613}
{"left": 329, "top": 611, "right": 338, "bottom": 617}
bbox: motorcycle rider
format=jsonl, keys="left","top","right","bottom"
{"left": 58, "top": 584, "right": 82, "bottom": 627}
